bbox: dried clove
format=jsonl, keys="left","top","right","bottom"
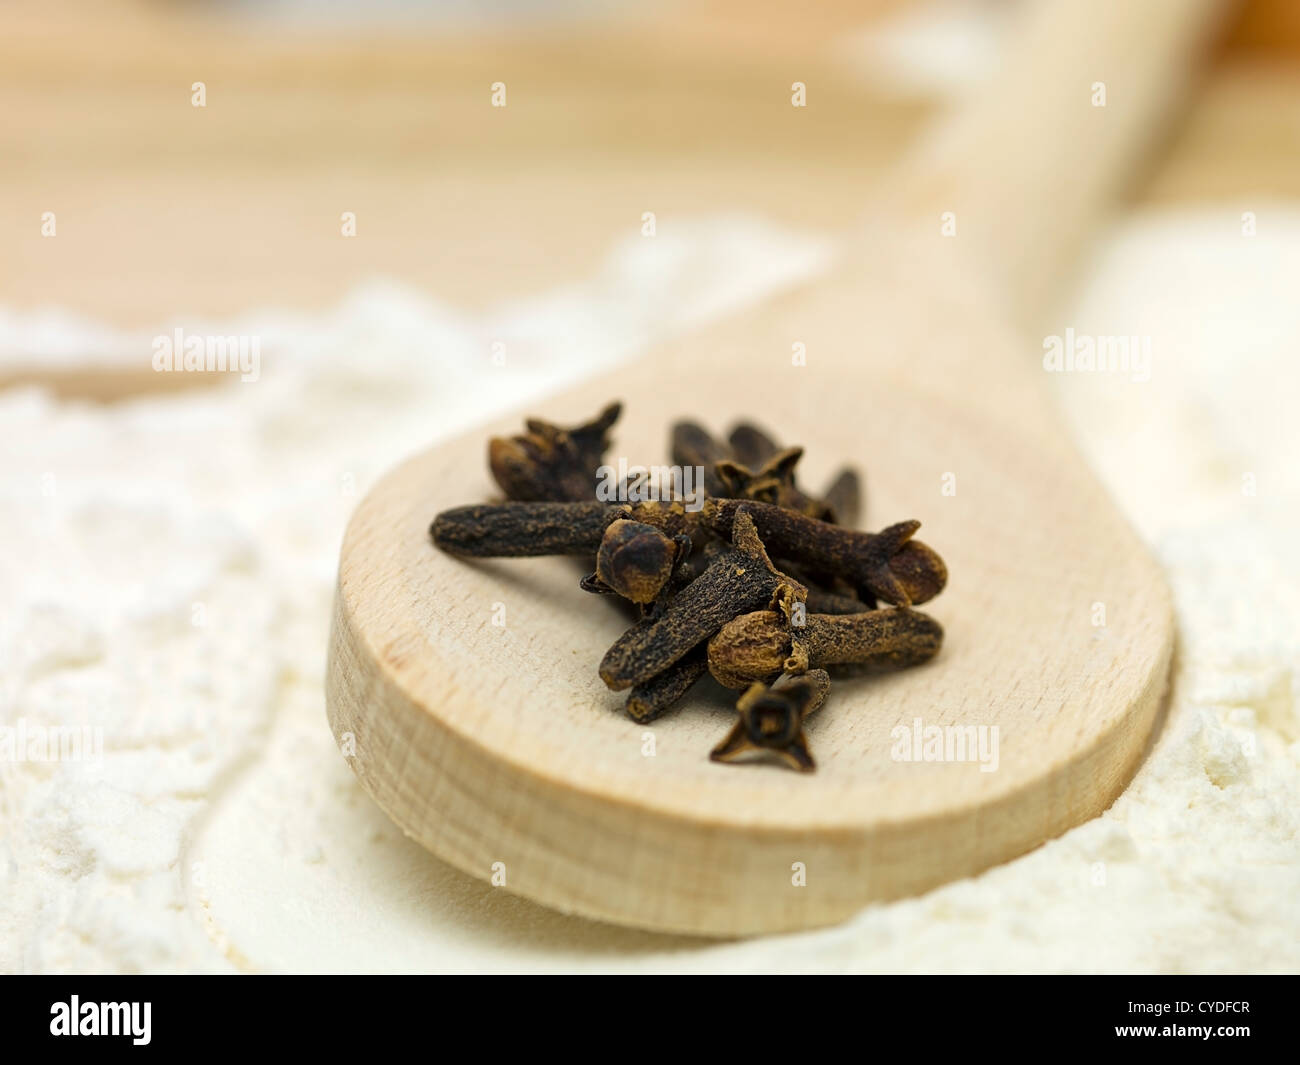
{"left": 707, "top": 607, "right": 943, "bottom": 689}
{"left": 580, "top": 519, "right": 689, "bottom": 605}
{"left": 710, "top": 669, "right": 831, "bottom": 772}
{"left": 431, "top": 501, "right": 623, "bottom": 557}
{"left": 598, "top": 509, "right": 806, "bottom": 691}
{"left": 715, "top": 446, "right": 834, "bottom": 520}
{"left": 625, "top": 645, "right": 709, "bottom": 723}
{"left": 701, "top": 499, "right": 946, "bottom": 607}
{"left": 489, "top": 402, "right": 622, "bottom": 502}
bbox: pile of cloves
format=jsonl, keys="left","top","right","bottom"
{"left": 430, "top": 402, "right": 948, "bottom": 772}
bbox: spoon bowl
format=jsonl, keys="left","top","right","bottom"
{"left": 327, "top": 253, "right": 1173, "bottom": 934}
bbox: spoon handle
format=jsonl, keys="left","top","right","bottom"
{"left": 878, "top": 0, "right": 1232, "bottom": 324}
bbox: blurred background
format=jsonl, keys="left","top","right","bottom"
{"left": 3, "top": 0, "right": 1299, "bottom": 380}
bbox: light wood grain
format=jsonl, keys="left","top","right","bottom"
{"left": 326, "top": 0, "right": 1219, "bottom": 934}
{"left": 2, "top": 0, "right": 1297, "bottom": 356}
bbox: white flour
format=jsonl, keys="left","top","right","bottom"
{"left": 1, "top": 211, "right": 1296, "bottom": 973}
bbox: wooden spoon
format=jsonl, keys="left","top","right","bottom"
{"left": 327, "top": 0, "right": 1226, "bottom": 936}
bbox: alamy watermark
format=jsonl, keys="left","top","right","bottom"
{"left": 1043, "top": 328, "right": 1151, "bottom": 383}
{"left": 50, "top": 997, "right": 150, "bottom": 1045}
{"left": 890, "top": 717, "right": 999, "bottom": 772}
{"left": 595, "top": 460, "right": 706, "bottom": 512}
{"left": 0, "top": 718, "right": 103, "bottom": 763}
{"left": 152, "top": 327, "right": 260, "bottom": 382}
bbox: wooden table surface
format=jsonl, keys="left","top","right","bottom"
{"left": 3, "top": 0, "right": 1298, "bottom": 343}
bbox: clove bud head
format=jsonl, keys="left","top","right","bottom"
{"left": 707, "top": 610, "right": 793, "bottom": 689}
{"left": 595, "top": 519, "right": 678, "bottom": 604}
{"left": 708, "top": 606, "right": 944, "bottom": 689}
{"left": 488, "top": 402, "right": 622, "bottom": 502}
